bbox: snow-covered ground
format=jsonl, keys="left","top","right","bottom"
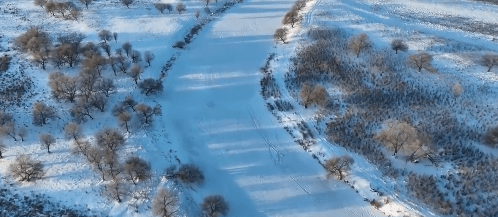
{"left": 151, "top": 0, "right": 384, "bottom": 216}
{"left": 266, "top": 0, "right": 498, "bottom": 216}
{"left": 0, "top": 0, "right": 385, "bottom": 216}
{"left": 2, "top": 0, "right": 498, "bottom": 215}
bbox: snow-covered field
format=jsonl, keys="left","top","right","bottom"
{"left": 1, "top": 0, "right": 498, "bottom": 216}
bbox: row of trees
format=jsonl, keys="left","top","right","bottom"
{"left": 152, "top": 188, "right": 229, "bottom": 217}
{"left": 64, "top": 123, "right": 153, "bottom": 202}
{"left": 155, "top": 2, "right": 187, "bottom": 14}
{"left": 34, "top": 0, "right": 82, "bottom": 20}
{"left": 15, "top": 28, "right": 163, "bottom": 99}
{"left": 273, "top": 0, "right": 309, "bottom": 43}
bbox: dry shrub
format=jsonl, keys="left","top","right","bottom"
{"left": 484, "top": 126, "right": 498, "bottom": 148}
{"left": 451, "top": 82, "right": 463, "bottom": 97}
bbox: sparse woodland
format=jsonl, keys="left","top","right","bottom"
{"left": 0, "top": 0, "right": 242, "bottom": 216}
{"left": 267, "top": 24, "right": 498, "bottom": 216}
{"left": 5, "top": 0, "right": 497, "bottom": 216}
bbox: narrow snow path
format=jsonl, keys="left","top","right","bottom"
{"left": 156, "top": 0, "right": 385, "bottom": 216}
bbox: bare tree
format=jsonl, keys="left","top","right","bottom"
{"left": 299, "top": 83, "right": 327, "bottom": 108}
{"left": 78, "top": 68, "right": 99, "bottom": 99}
{"left": 124, "top": 156, "right": 151, "bottom": 185}
{"left": 113, "top": 32, "right": 118, "bottom": 43}
{"left": 405, "top": 133, "right": 437, "bottom": 163}
{"left": 111, "top": 96, "right": 137, "bottom": 117}
{"left": 203, "top": 0, "right": 211, "bottom": 6}
{"left": 56, "top": 2, "right": 74, "bottom": 18}
{"left": 52, "top": 43, "right": 79, "bottom": 67}
{"left": 69, "top": 8, "right": 81, "bottom": 20}
{"left": 165, "top": 3, "right": 173, "bottom": 13}
{"left": 282, "top": 11, "right": 300, "bottom": 28}
{"left": 130, "top": 50, "right": 141, "bottom": 63}
{"left": 177, "top": 164, "right": 204, "bottom": 185}
{"left": 480, "top": 54, "right": 498, "bottom": 72}
{"left": 87, "top": 146, "right": 106, "bottom": 180}
{"left": 195, "top": 10, "right": 200, "bottom": 19}
{"left": 118, "top": 111, "right": 132, "bottom": 133}
{"left": 0, "top": 140, "right": 6, "bottom": 158}
{"left": 81, "top": 42, "right": 100, "bottom": 57}
{"left": 9, "top": 154, "right": 44, "bottom": 182}
{"left": 130, "top": 64, "right": 143, "bottom": 84}
{"left": 64, "top": 122, "right": 82, "bottom": 141}
{"left": 104, "top": 178, "right": 128, "bottom": 202}
{"left": 144, "top": 51, "right": 155, "bottom": 66}
{"left": 95, "top": 78, "right": 116, "bottom": 97}
{"left": 121, "top": 0, "right": 133, "bottom": 8}
{"left": 34, "top": 47, "right": 51, "bottom": 70}
{"left": 15, "top": 27, "right": 50, "bottom": 53}
{"left": 155, "top": 3, "right": 167, "bottom": 13}
{"left": 32, "top": 102, "right": 57, "bottom": 126}
{"left": 390, "top": 39, "right": 408, "bottom": 54}
{"left": 17, "top": 127, "right": 27, "bottom": 142}
{"left": 48, "top": 71, "right": 78, "bottom": 102}
{"left": 293, "top": 0, "right": 306, "bottom": 11}
{"left": 348, "top": 33, "right": 372, "bottom": 58}
{"left": 376, "top": 120, "right": 418, "bottom": 156}
{"left": 45, "top": 1, "right": 57, "bottom": 16}
{"left": 112, "top": 103, "right": 127, "bottom": 118}
{"left": 70, "top": 98, "right": 95, "bottom": 122}
{"left": 34, "top": 0, "right": 48, "bottom": 8}
{"left": 88, "top": 94, "right": 107, "bottom": 112}
{"left": 95, "top": 128, "right": 125, "bottom": 152}
{"left": 83, "top": 52, "right": 107, "bottom": 75}
{"left": 103, "top": 148, "right": 122, "bottom": 178}
{"left": 50, "top": 46, "right": 65, "bottom": 69}
{"left": 201, "top": 195, "right": 229, "bottom": 217}
{"left": 273, "top": 28, "right": 288, "bottom": 44}
{"left": 0, "top": 121, "right": 17, "bottom": 141}
{"left": 114, "top": 55, "right": 129, "bottom": 74}
{"left": 176, "top": 3, "right": 186, "bottom": 14}
{"left": 324, "top": 156, "right": 354, "bottom": 180}
{"left": 39, "top": 134, "right": 55, "bottom": 153}
{"left": 79, "top": 0, "right": 92, "bottom": 9}
{"left": 153, "top": 188, "right": 180, "bottom": 217}
{"left": 122, "top": 42, "right": 132, "bottom": 57}
{"left": 484, "top": 126, "right": 498, "bottom": 148}
{"left": 139, "top": 78, "right": 163, "bottom": 96}
{"left": 407, "top": 52, "right": 434, "bottom": 72}
{"left": 102, "top": 44, "right": 113, "bottom": 58}
{"left": 0, "top": 111, "right": 13, "bottom": 126}
{"left": 98, "top": 30, "right": 113, "bottom": 43}
{"left": 134, "top": 103, "right": 161, "bottom": 125}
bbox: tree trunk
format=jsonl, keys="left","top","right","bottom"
{"left": 86, "top": 113, "right": 94, "bottom": 120}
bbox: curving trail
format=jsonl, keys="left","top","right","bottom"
{"left": 155, "top": 0, "right": 385, "bottom": 216}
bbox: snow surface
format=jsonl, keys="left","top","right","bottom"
{"left": 0, "top": 0, "right": 385, "bottom": 216}
{"left": 2, "top": 0, "right": 498, "bottom": 215}
{"left": 150, "top": 0, "right": 384, "bottom": 216}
